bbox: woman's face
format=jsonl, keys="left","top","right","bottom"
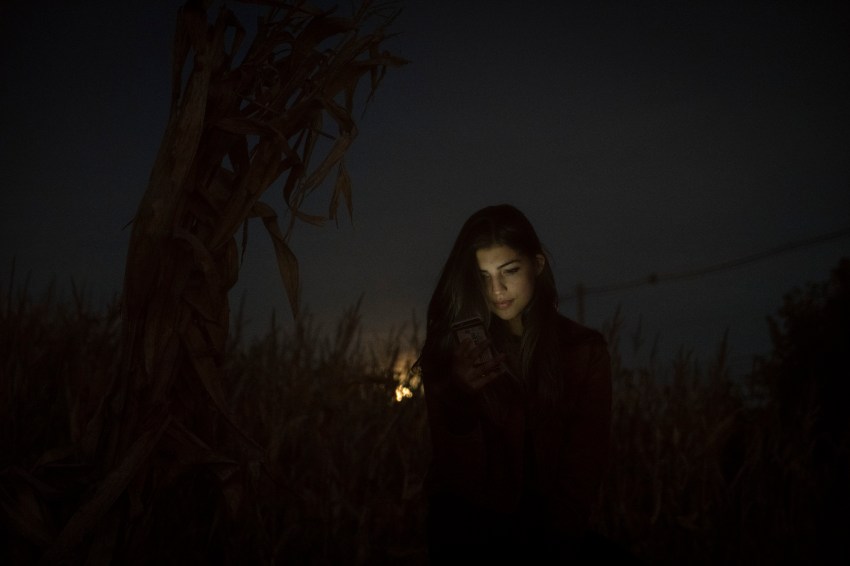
{"left": 475, "top": 244, "right": 545, "bottom": 335}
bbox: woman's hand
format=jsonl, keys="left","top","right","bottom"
{"left": 450, "top": 338, "right": 506, "bottom": 393}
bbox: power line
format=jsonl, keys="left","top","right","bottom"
{"left": 561, "top": 226, "right": 850, "bottom": 302}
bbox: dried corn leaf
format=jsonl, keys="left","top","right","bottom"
{"left": 0, "top": 478, "right": 53, "bottom": 546}
{"left": 241, "top": 138, "right": 289, "bottom": 196}
{"left": 328, "top": 159, "right": 352, "bottom": 225}
{"left": 169, "top": 3, "right": 199, "bottom": 108}
{"left": 228, "top": 138, "right": 251, "bottom": 175}
{"left": 251, "top": 201, "right": 300, "bottom": 318}
{"left": 180, "top": 325, "right": 263, "bottom": 462}
{"left": 298, "top": 130, "right": 355, "bottom": 194}
{"left": 294, "top": 15, "right": 356, "bottom": 54}
{"left": 321, "top": 96, "right": 356, "bottom": 132}
{"left": 174, "top": 229, "right": 224, "bottom": 302}
{"left": 301, "top": 111, "right": 325, "bottom": 177}
{"left": 294, "top": 209, "right": 327, "bottom": 226}
{"left": 241, "top": 0, "right": 325, "bottom": 17}
{"left": 41, "top": 416, "right": 171, "bottom": 565}
{"left": 215, "top": 115, "right": 281, "bottom": 137}
{"left": 163, "top": 404, "right": 249, "bottom": 466}
{"left": 142, "top": 293, "right": 182, "bottom": 382}
{"left": 282, "top": 159, "right": 307, "bottom": 208}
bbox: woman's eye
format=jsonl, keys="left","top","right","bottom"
{"left": 504, "top": 268, "right": 520, "bottom": 275}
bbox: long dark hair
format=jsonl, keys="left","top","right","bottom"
{"left": 418, "top": 204, "right": 563, "bottom": 406}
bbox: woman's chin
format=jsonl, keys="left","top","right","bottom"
{"left": 491, "top": 311, "right": 518, "bottom": 324}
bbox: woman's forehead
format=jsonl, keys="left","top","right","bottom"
{"left": 475, "top": 245, "right": 524, "bottom": 269}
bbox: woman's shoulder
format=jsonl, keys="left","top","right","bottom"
{"left": 554, "top": 313, "right": 607, "bottom": 350}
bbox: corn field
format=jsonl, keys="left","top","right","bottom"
{"left": 3, "top": 0, "right": 847, "bottom": 562}
{"left": 3, "top": 258, "right": 848, "bottom": 563}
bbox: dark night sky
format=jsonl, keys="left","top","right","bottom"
{"left": 2, "top": 0, "right": 849, "bottom": 376}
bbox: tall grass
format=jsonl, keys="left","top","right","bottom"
{"left": 220, "top": 299, "right": 430, "bottom": 563}
{"left": 1, "top": 279, "right": 430, "bottom": 564}
{"left": 597, "top": 309, "right": 822, "bottom": 564}
{"left": 1, "top": 276, "right": 839, "bottom": 564}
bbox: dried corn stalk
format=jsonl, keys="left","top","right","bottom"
{"left": 42, "top": 1, "right": 405, "bottom": 562}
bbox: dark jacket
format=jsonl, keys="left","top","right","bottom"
{"left": 423, "top": 315, "right": 612, "bottom": 557}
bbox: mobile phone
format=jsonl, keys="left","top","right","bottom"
{"left": 451, "top": 316, "right": 495, "bottom": 364}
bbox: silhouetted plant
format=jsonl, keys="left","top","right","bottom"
{"left": 747, "top": 257, "right": 850, "bottom": 564}
{"left": 22, "top": 1, "right": 406, "bottom": 563}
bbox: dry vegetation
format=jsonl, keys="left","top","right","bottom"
{"left": 59, "top": 0, "right": 409, "bottom": 562}
{"left": 3, "top": 258, "right": 847, "bottom": 564}
{"left": 1, "top": 277, "right": 429, "bottom": 564}
{"left": 3, "top": 0, "right": 847, "bottom": 562}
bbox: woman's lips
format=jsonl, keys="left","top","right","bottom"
{"left": 493, "top": 299, "right": 513, "bottom": 310}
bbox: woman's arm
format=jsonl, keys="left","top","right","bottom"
{"left": 423, "top": 367, "right": 489, "bottom": 499}
{"left": 422, "top": 340, "right": 522, "bottom": 510}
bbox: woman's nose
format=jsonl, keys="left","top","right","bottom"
{"left": 489, "top": 276, "right": 506, "bottom": 295}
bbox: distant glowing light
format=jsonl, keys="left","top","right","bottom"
{"left": 394, "top": 384, "right": 413, "bottom": 402}
{"left": 391, "top": 348, "right": 421, "bottom": 403}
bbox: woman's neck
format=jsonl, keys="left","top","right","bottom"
{"left": 508, "top": 317, "right": 523, "bottom": 336}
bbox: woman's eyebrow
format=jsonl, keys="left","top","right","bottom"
{"left": 480, "top": 259, "right": 521, "bottom": 272}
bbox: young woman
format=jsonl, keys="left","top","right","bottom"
{"left": 416, "top": 204, "right": 612, "bottom": 563}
